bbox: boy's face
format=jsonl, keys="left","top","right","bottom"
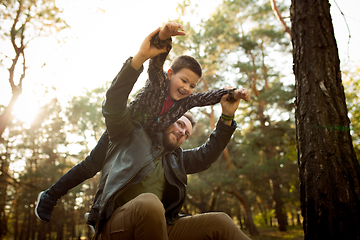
{"left": 167, "top": 68, "right": 200, "bottom": 101}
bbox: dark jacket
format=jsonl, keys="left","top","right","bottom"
{"left": 48, "top": 34, "right": 234, "bottom": 201}
{"left": 88, "top": 58, "right": 237, "bottom": 237}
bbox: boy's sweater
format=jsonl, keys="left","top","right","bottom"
{"left": 128, "top": 33, "right": 234, "bottom": 136}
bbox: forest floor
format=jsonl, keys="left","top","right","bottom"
{"left": 244, "top": 226, "right": 304, "bottom": 240}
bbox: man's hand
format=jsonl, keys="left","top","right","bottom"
{"left": 158, "top": 22, "right": 185, "bottom": 40}
{"left": 131, "top": 27, "right": 168, "bottom": 70}
{"left": 220, "top": 86, "right": 241, "bottom": 125}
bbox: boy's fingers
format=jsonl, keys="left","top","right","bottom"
{"left": 175, "top": 32, "right": 186, "bottom": 36}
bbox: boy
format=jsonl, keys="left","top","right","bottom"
{"left": 35, "top": 22, "right": 250, "bottom": 223}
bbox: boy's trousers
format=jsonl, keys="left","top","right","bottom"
{"left": 99, "top": 193, "right": 251, "bottom": 240}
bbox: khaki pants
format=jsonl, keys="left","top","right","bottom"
{"left": 99, "top": 193, "right": 251, "bottom": 240}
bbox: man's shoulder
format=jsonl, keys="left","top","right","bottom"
{"left": 168, "top": 148, "right": 185, "bottom": 159}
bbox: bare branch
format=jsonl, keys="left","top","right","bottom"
{"left": 270, "top": 0, "right": 291, "bottom": 38}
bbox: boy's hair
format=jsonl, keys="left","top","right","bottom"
{"left": 183, "top": 111, "right": 197, "bottom": 130}
{"left": 170, "top": 55, "right": 202, "bottom": 79}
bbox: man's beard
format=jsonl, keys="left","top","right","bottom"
{"left": 162, "top": 132, "right": 178, "bottom": 152}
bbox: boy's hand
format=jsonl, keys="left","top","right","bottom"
{"left": 221, "top": 86, "right": 241, "bottom": 118}
{"left": 159, "top": 22, "right": 186, "bottom": 40}
{"left": 234, "top": 88, "right": 251, "bottom": 102}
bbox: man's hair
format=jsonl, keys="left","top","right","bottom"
{"left": 183, "top": 111, "right": 197, "bottom": 130}
{"left": 170, "top": 55, "right": 202, "bottom": 79}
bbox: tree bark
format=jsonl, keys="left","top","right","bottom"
{"left": 290, "top": 0, "right": 360, "bottom": 239}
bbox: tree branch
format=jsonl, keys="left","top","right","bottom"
{"left": 270, "top": 0, "right": 291, "bottom": 38}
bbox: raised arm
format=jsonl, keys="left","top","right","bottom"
{"left": 102, "top": 58, "right": 144, "bottom": 143}
{"left": 148, "top": 23, "right": 185, "bottom": 83}
{"left": 131, "top": 27, "right": 168, "bottom": 70}
{"left": 182, "top": 86, "right": 242, "bottom": 174}
{"left": 132, "top": 23, "right": 185, "bottom": 71}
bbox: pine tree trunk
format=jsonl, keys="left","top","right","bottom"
{"left": 270, "top": 177, "right": 287, "bottom": 231}
{"left": 231, "top": 186, "right": 259, "bottom": 236}
{"left": 0, "top": 157, "right": 9, "bottom": 239}
{"left": 290, "top": 0, "right": 360, "bottom": 239}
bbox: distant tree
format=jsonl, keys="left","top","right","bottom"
{"left": 290, "top": 0, "right": 360, "bottom": 239}
{"left": 342, "top": 64, "right": 360, "bottom": 160}
{"left": 0, "top": 1, "right": 67, "bottom": 237}
{"left": 0, "top": 0, "right": 68, "bottom": 140}
{"left": 173, "top": 0, "right": 296, "bottom": 234}
{"left": 4, "top": 84, "right": 107, "bottom": 239}
{"left": 4, "top": 97, "right": 68, "bottom": 239}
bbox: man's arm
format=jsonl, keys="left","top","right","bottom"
{"left": 182, "top": 88, "right": 242, "bottom": 173}
{"left": 102, "top": 58, "right": 144, "bottom": 143}
{"left": 182, "top": 118, "right": 237, "bottom": 174}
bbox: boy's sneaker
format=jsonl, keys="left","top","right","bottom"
{"left": 84, "top": 213, "right": 95, "bottom": 234}
{"left": 35, "top": 190, "right": 57, "bottom": 223}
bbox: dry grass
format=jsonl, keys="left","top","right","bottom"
{"left": 244, "top": 226, "right": 304, "bottom": 240}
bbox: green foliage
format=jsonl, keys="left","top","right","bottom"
{"left": 254, "top": 209, "right": 275, "bottom": 226}
{"left": 66, "top": 85, "right": 107, "bottom": 139}
{"left": 2, "top": 86, "right": 106, "bottom": 238}
{"left": 173, "top": 0, "right": 298, "bottom": 231}
{"left": 342, "top": 63, "right": 360, "bottom": 160}
{"left": 0, "top": 0, "right": 68, "bottom": 39}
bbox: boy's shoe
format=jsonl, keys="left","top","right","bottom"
{"left": 84, "top": 213, "right": 95, "bottom": 234}
{"left": 35, "top": 190, "right": 57, "bottom": 223}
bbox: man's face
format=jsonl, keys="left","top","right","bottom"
{"left": 162, "top": 116, "right": 193, "bottom": 151}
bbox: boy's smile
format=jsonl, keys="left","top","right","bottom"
{"left": 167, "top": 68, "right": 200, "bottom": 101}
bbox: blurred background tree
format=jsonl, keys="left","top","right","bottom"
{"left": 173, "top": 0, "right": 296, "bottom": 235}
{"left": 0, "top": 0, "right": 67, "bottom": 238}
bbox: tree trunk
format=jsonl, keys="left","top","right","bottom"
{"left": 270, "top": 177, "right": 287, "bottom": 231}
{"left": 14, "top": 199, "right": 19, "bottom": 240}
{"left": 290, "top": 0, "right": 360, "bottom": 239}
{"left": 231, "top": 186, "right": 259, "bottom": 236}
{"left": 55, "top": 203, "right": 64, "bottom": 240}
{"left": 209, "top": 187, "right": 221, "bottom": 212}
{"left": 0, "top": 155, "right": 9, "bottom": 239}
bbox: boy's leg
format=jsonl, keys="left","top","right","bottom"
{"left": 35, "top": 130, "right": 109, "bottom": 223}
{"left": 48, "top": 130, "right": 109, "bottom": 198}
{"left": 167, "top": 212, "right": 251, "bottom": 240}
{"left": 100, "top": 193, "right": 168, "bottom": 240}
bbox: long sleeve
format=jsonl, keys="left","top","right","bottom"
{"left": 142, "top": 88, "right": 235, "bottom": 135}
{"left": 48, "top": 131, "right": 109, "bottom": 199}
{"left": 102, "top": 58, "right": 144, "bottom": 143}
{"left": 182, "top": 118, "right": 237, "bottom": 174}
{"left": 128, "top": 32, "right": 172, "bottom": 128}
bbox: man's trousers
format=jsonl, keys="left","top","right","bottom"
{"left": 99, "top": 193, "right": 251, "bottom": 240}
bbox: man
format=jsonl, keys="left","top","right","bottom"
{"left": 89, "top": 46, "right": 251, "bottom": 239}
{"left": 35, "top": 27, "right": 251, "bottom": 239}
